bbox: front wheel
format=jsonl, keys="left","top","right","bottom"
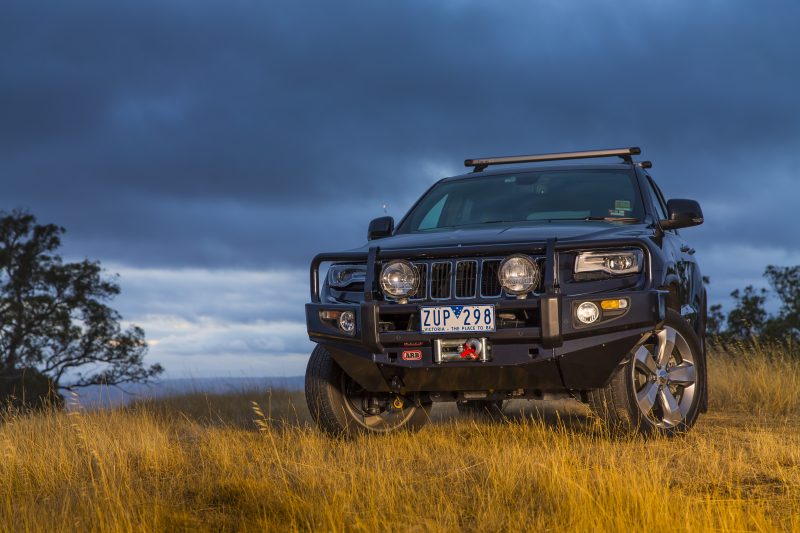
{"left": 587, "top": 309, "right": 705, "bottom": 436}
{"left": 305, "top": 345, "right": 432, "bottom": 437}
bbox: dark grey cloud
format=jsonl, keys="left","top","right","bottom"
{"left": 2, "top": 0, "right": 799, "bottom": 287}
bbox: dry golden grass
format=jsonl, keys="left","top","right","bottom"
{"left": 709, "top": 342, "right": 800, "bottom": 417}
{"left": 1, "top": 346, "right": 800, "bottom": 532}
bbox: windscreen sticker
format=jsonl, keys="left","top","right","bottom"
{"left": 609, "top": 209, "right": 626, "bottom": 216}
{"left": 614, "top": 200, "right": 632, "bottom": 211}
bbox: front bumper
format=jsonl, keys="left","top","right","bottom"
{"left": 306, "top": 240, "right": 667, "bottom": 394}
{"left": 307, "top": 289, "right": 666, "bottom": 393}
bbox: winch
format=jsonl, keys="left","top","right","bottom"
{"left": 432, "top": 337, "right": 490, "bottom": 363}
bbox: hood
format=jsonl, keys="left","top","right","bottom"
{"left": 356, "top": 221, "right": 652, "bottom": 252}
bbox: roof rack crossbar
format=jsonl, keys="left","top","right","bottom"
{"left": 464, "top": 147, "right": 641, "bottom": 172}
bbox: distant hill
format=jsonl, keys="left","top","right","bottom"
{"left": 68, "top": 376, "right": 304, "bottom": 409}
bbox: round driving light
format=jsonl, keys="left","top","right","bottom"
{"left": 498, "top": 254, "right": 541, "bottom": 296}
{"left": 338, "top": 311, "right": 356, "bottom": 334}
{"left": 380, "top": 260, "right": 419, "bottom": 301}
{"left": 576, "top": 301, "right": 600, "bottom": 324}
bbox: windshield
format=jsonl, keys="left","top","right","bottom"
{"left": 396, "top": 170, "right": 644, "bottom": 233}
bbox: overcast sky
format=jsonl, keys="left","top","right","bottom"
{"left": 3, "top": 0, "right": 799, "bottom": 378}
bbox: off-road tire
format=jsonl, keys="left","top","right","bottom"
{"left": 305, "top": 344, "right": 432, "bottom": 437}
{"left": 587, "top": 309, "right": 705, "bottom": 437}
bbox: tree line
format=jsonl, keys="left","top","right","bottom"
{"left": 706, "top": 266, "right": 800, "bottom": 345}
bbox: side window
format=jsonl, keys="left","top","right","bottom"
{"left": 646, "top": 178, "right": 668, "bottom": 221}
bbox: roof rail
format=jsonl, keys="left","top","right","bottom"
{"left": 464, "top": 147, "right": 641, "bottom": 172}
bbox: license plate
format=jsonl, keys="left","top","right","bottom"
{"left": 420, "top": 305, "right": 495, "bottom": 334}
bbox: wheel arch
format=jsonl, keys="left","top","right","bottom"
{"left": 664, "top": 280, "right": 681, "bottom": 312}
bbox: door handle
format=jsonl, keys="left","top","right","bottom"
{"left": 680, "top": 245, "right": 695, "bottom": 255}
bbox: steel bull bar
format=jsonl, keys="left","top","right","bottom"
{"left": 307, "top": 239, "right": 664, "bottom": 392}
{"left": 309, "top": 237, "right": 657, "bottom": 350}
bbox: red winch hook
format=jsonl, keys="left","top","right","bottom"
{"left": 460, "top": 342, "right": 478, "bottom": 360}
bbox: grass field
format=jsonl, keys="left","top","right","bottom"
{"left": 2, "top": 345, "right": 799, "bottom": 532}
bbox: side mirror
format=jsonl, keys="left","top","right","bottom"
{"left": 368, "top": 216, "right": 394, "bottom": 240}
{"left": 661, "top": 199, "right": 704, "bottom": 230}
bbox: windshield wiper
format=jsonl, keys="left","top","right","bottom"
{"left": 423, "top": 217, "right": 639, "bottom": 230}
{"left": 483, "top": 217, "right": 642, "bottom": 224}
{"left": 583, "top": 216, "right": 640, "bottom": 222}
{"left": 540, "top": 217, "right": 641, "bottom": 222}
{"left": 424, "top": 220, "right": 512, "bottom": 230}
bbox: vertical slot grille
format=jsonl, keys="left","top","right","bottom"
{"left": 430, "top": 263, "right": 451, "bottom": 299}
{"left": 379, "top": 257, "right": 538, "bottom": 301}
{"left": 481, "top": 260, "right": 502, "bottom": 297}
{"left": 412, "top": 263, "right": 427, "bottom": 300}
{"left": 455, "top": 261, "right": 477, "bottom": 298}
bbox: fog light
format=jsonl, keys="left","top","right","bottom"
{"left": 338, "top": 311, "right": 355, "bottom": 334}
{"left": 576, "top": 301, "right": 600, "bottom": 324}
{"left": 600, "top": 298, "right": 629, "bottom": 310}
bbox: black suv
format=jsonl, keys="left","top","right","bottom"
{"left": 305, "top": 148, "right": 706, "bottom": 436}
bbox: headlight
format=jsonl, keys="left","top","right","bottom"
{"left": 327, "top": 264, "right": 367, "bottom": 288}
{"left": 574, "top": 249, "right": 643, "bottom": 277}
{"left": 498, "top": 254, "right": 541, "bottom": 297}
{"left": 380, "top": 260, "right": 419, "bottom": 302}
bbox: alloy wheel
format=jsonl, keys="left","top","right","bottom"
{"left": 631, "top": 325, "right": 697, "bottom": 428}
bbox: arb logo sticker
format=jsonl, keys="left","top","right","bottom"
{"left": 401, "top": 350, "right": 422, "bottom": 361}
